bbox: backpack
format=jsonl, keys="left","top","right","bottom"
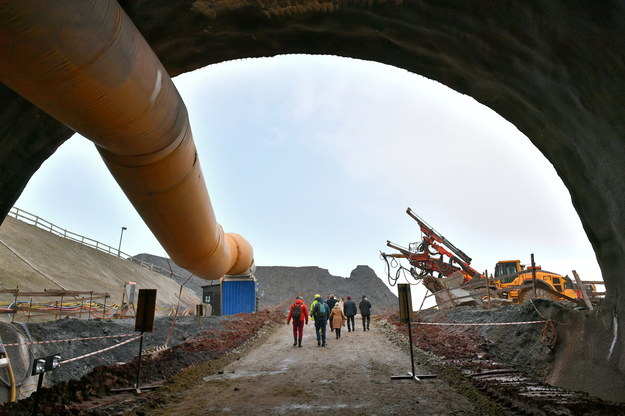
{"left": 316, "top": 302, "right": 327, "bottom": 318}
{"left": 292, "top": 304, "right": 301, "bottom": 320}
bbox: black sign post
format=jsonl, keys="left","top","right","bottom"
{"left": 392, "top": 284, "right": 436, "bottom": 381}
{"left": 31, "top": 353, "right": 61, "bottom": 415}
{"left": 134, "top": 289, "right": 156, "bottom": 393}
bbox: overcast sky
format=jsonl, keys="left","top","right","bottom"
{"left": 14, "top": 54, "right": 602, "bottom": 304}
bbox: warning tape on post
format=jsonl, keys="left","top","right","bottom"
{"left": 411, "top": 320, "right": 549, "bottom": 326}
{"left": 0, "top": 333, "right": 138, "bottom": 347}
{"left": 60, "top": 335, "right": 142, "bottom": 365}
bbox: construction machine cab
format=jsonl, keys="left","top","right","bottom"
{"left": 494, "top": 260, "right": 521, "bottom": 284}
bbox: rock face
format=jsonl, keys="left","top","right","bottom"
{"left": 1, "top": 0, "right": 625, "bottom": 399}
{"left": 255, "top": 265, "right": 398, "bottom": 309}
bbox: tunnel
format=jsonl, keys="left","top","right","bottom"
{"left": 1, "top": 0, "right": 624, "bottom": 400}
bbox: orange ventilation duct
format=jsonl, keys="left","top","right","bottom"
{"left": 0, "top": 0, "right": 253, "bottom": 279}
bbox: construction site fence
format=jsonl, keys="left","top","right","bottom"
{"left": 0, "top": 289, "right": 117, "bottom": 321}
{"left": 8, "top": 206, "right": 185, "bottom": 280}
{"left": 0, "top": 292, "right": 177, "bottom": 323}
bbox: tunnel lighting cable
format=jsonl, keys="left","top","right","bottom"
{"left": 165, "top": 259, "right": 195, "bottom": 348}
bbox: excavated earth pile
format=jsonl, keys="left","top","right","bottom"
{"left": 384, "top": 300, "right": 625, "bottom": 414}
{"left": 0, "top": 308, "right": 285, "bottom": 415}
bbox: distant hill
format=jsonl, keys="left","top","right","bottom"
{"left": 255, "top": 265, "right": 398, "bottom": 308}
{"left": 132, "top": 253, "right": 398, "bottom": 309}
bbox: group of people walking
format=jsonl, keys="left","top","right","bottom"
{"left": 286, "top": 293, "right": 372, "bottom": 347}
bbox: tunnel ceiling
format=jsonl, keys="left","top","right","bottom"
{"left": 1, "top": 0, "right": 625, "bottom": 309}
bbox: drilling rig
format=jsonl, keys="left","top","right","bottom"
{"left": 382, "top": 208, "right": 581, "bottom": 306}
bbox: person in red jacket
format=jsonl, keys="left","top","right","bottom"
{"left": 286, "top": 296, "right": 309, "bottom": 347}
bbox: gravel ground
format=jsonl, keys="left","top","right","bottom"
{"left": 25, "top": 314, "right": 246, "bottom": 385}
{"left": 136, "top": 317, "right": 492, "bottom": 416}
{"left": 0, "top": 307, "right": 286, "bottom": 415}
{"left": 0, "top": 298, "right": 611, "bottom": 415}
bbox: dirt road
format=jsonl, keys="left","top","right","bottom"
{"left": 147, "top": 319, "right": 478, "bottom": 415}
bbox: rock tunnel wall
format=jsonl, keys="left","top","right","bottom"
{"left": 1, "top": 0, "right": 624, "bottom": 400}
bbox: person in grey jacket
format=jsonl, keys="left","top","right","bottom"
{"left": 359, "top": 295, "right": 372, "bottom": 331}
{"left": 343, "top": 296, "right": 357, "bottom": 332}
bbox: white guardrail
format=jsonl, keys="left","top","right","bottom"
{"left": 7, "top": 207, "right": 184, "bottom": 279}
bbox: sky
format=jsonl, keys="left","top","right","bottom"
{"left": 14, "top": 54, "right": 603, "bottom": 306}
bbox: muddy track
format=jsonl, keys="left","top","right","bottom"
{"left": 127, "top": 318, "right": 503, "bottom": 416}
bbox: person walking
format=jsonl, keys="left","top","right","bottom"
{"left": 343, "top": 296, "right": 357, "bottom": 332}
{"left": 329, "top": 303, "right": 347, "bottom": 339}
{"left": 338, "top": 296, "right": 345, "bottom": 311}
{"left": 286, "top": 296, "right": 308, "bottom": 347}
{"left": 327, "top": 294, "right": 338, "bottom": 310}
{"left": 310, "top": 294, "right": 321, "bottom": 322}
{"left": 359, "top": 295, "right": 372, "bottom": 331}
{"left": 312, "top": 296, "right": 329, "bottom": 346}
{"left": 326, "top": 294, "right": 338, "bottom": 332}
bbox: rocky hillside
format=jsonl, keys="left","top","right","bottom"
{"left": 255, "top": 265, "right": 397, "bottom": 308}
{"left": 132, "top": 253, "right": 398, "bottom": 309}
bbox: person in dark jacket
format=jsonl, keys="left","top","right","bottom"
{"left": 326, "top": 294, "right": 338, "bottom": 310}
{"left": 359, "top": 295, "right": 372, "bottom": 331}
{"left": 286, "top": 296, "right": 309, "bottom": 347}
{"left": 343, "top": 296, "right": 357, "bottom": 332}
{"left": 312, "top": 296, "right": 330, "bottom": 346}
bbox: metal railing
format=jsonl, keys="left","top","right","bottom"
{"left": 7, "top": 206, "right": 185, "bottom": 279}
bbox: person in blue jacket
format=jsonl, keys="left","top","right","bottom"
{"left": 312, "top": 296, "right": 330, "bottom": 346}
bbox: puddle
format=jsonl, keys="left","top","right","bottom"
{"left": 202, "top": 357, "right": 295, "bottom": 381}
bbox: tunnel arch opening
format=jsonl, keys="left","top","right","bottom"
{"left": 16, "top": 54, "right": 602, "bottom": 296}
{"left": 2, "top": 0, "right": 625, "bottom": 402}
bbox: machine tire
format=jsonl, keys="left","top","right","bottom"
{"left": 518, "top": 286, "right": 559, "bottom": 303}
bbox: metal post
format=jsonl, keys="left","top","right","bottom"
{"left": 531, "top": 254, "right": 537, "bottom": 298}
{"left": 31, "top": 372, "right": 44, "bottom": 416}
{"left": 135, "top": 332, "right": 144, "bottom": 393}
{"left": 485, "top": 270, "right": 491, "bottom": 309}
{"left": 118, "top": 226, "right": 127, "bottom": 257}
{"left": 12, "top": 292, "right": 18, "bottom": 323}
{"left": 88, "top": 292, "right": 93, "bottom": 320}
{"left": 407, "top": 318, "right": 416, "bottom": 377}
{"left": 120, "top": 288, "right": 126, "bottom": 318}
{"left": 391, "top": 286, "right": 436, "bottom": 381}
